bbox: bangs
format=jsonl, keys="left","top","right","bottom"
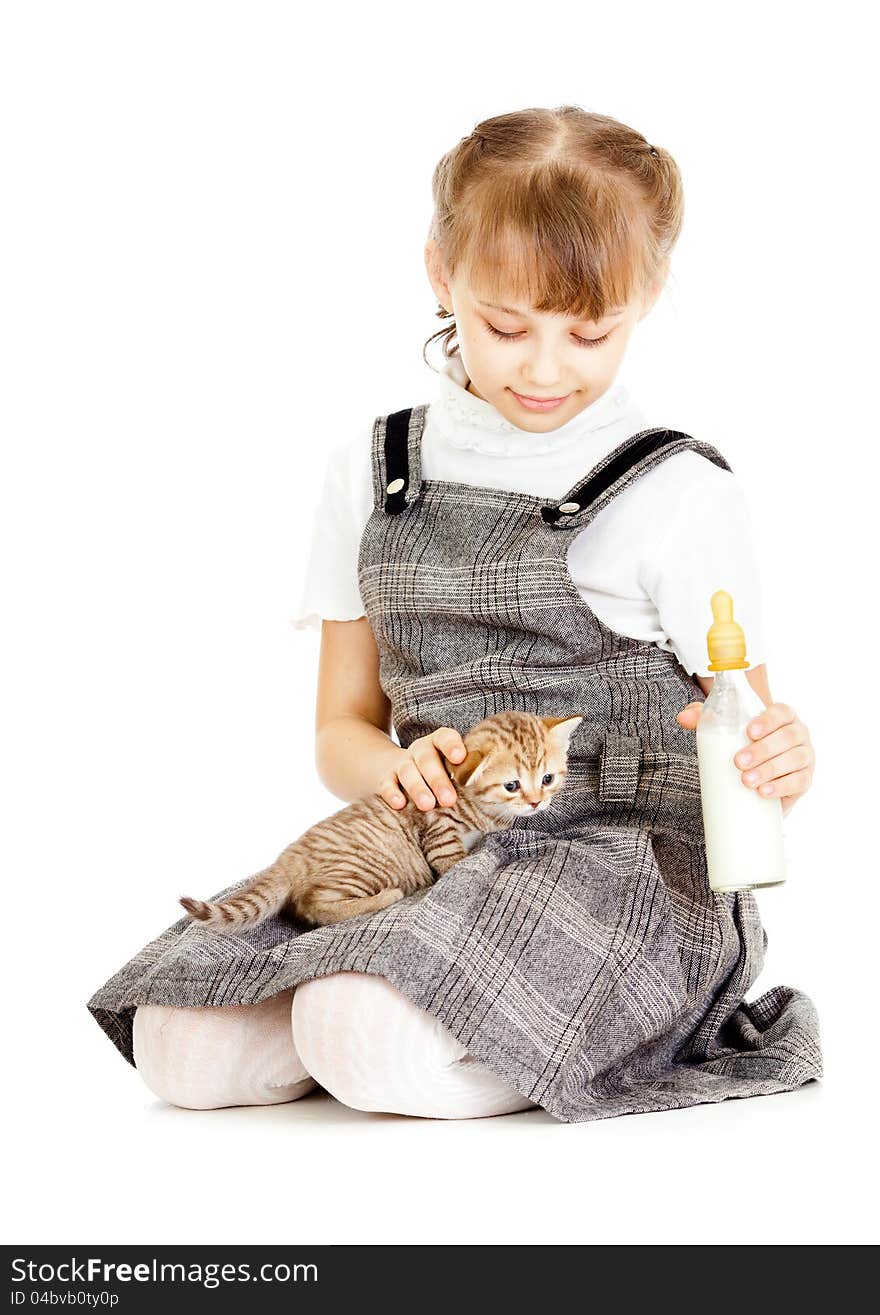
{"left": 451, "top": 167, "right": 653, "bottom": 323}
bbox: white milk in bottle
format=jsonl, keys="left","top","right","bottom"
{"left": 695, "top": 590, "right": 786, "bottom": 893}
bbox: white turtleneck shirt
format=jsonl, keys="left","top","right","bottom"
{"left": 290, "top": 355, "right": 768, "bottom": 680}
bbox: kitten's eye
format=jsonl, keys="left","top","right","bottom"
{"left": 503, "top": 781, "right": 521, "bottom": 793}
{"left": 542, "top": 774, "right": 554, "bottom": 786}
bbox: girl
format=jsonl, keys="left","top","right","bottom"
{"left": 89, "top": 106, "right": 821, "bottom": 1122}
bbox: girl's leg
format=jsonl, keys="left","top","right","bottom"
{"left": 291, "top": 972, "right": 538, "bottom": 1119}
{"left": 132, "top": 987, "right": 317, "bottom": 1110}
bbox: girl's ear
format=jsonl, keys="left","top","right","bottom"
{"left": 424, "top": 238, "right": 453, "bottom": 311}
{"left": 449, "top": 749, "right": 488, "bottom": 788}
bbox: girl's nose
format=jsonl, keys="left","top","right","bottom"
{"left": 522, "top": 347, "right": 565, "bottom": 387}
{"left": 523, "top": 371, "right": 564, "bottom": 391}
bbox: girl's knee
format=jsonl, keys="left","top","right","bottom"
{"left": 291, "top": 971, "right": 536, "bottom": 1119}
{"left": 132, "top": 988, "right": 316, "bottom": 1110}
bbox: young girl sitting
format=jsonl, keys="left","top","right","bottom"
{"left": 91, "top": 105, "right": 821, "bottom": 1122}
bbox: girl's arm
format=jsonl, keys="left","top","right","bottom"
{"left": 681, "top": 663, "right": 815, "bottom": 817}
{"left": 314, "top": 618, "right": 402, "bottom": 802}
{"left": 314, "top": 618, "right": 466, "bottom": 809}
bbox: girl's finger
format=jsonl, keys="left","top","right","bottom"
{"left": 382, "top": 785, "right": 407, "bottom": 809}
{"left": 433, "top": 727, "right": 467, "bottom": 762}
{"left": 734, "top": 723, "right": 806, "bottom": 771}
{"left": 397, "top": 759, "right": 437, "bottom": 810}
{"left": 425, "top": 750, "right": 457, "bottom": 806}
{"left": 743, "top": 702, "right": 797, "bottom": 740}
{"left": 411, "top": 747, "right": 456, "bottom": 807}
{"left": 740, "top": 746, "right": 814, "bottom": 794}
{"left": 753, "top": 766, "right": 813, "bottom": 800}
{"left": 377, "top": 774, "right": 408, "bottom": 809}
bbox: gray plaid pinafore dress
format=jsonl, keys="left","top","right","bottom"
{"left": 87, "top": 405, "right": 822, "bottom": 1122}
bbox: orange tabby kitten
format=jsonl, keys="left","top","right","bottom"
{"left": 179, "top": 710, "right": 582, "bottom": 931}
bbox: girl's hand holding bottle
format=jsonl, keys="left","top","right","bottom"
{"left": 379, "top": 727, "right": 468, "bottom": 812}
{"left": 674, "top": 592, "right": 816, "bottom": 822}
{"left": 677, "top": 697, "right": 814, "bottom": 818}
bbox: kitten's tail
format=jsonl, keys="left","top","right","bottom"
{"left": 302, "top": 887, "right": 404, "bottom": 926}
{"left": 179, "top": 851, "right": 303, "bottom": 934}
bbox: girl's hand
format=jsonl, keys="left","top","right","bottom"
{"left": 676, "top": 700, "right": 815, "bottom": 817}
{"left": 378, "top": 727, "right": 468, "bottom": 812}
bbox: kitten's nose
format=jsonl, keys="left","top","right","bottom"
{"left": 528, "top": 801, "right": 540, "bottom": 809}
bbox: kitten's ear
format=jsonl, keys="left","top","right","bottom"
{"left": 449, "top": 749, "right": 489, "bottom": 788}
{"left": 542, "top": 715, "right": 583, "bottom": 751}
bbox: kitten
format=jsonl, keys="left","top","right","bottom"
{"left": 179, "top": 710, "right": 583, "bottom": 931}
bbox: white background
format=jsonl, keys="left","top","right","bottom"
{"left": 2, "top": 0, "right": 876, "bottom": 1247}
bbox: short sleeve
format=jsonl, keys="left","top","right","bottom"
{"left": 289, "top": 427, "right": 375, "bottom": 631}
{"left": 641, "top": 455, "right": 770, "bottom": 678}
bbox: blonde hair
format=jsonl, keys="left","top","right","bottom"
{"left": 424, "top": 105, "right": 684, "bottom": 366}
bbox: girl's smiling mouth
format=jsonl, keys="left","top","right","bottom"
{"left": 509, "top": 389, "right": 571, "bottom": 411}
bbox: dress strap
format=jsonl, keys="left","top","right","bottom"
{"left": 539, "top": 427, "right": 733, "bottom": 530}
{"left": 368, "top": 412, "right": 732, "bottom": 523}
{"left": 369, "top": 405, "right": 429, "bottom": 514}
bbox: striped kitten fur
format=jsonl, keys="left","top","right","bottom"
{"left": 179, "top": 710, "right": 583, "bottom": 931}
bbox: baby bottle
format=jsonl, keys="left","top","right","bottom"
{"left": 695, "top": 589, "right": 787, "bottom": 893}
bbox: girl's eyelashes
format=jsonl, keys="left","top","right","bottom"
{"left": 483, "top": 322, "right": 612, "bottom": 349}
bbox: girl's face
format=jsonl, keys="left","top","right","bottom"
{"left": 425, "top": 241, "right": 664, "bottom": 432}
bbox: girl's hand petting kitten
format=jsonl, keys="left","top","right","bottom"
{"left": 379, "top": 727, "right": 468, "bottom": 812}
{"left": 676, "top": 699, "right": 815, "bottom": 818}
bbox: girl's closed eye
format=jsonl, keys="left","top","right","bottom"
{"left": 483, "top": 322, "right": 612, "bottom": 349}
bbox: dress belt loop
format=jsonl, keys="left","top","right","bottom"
{"left": 598, "top": 729, "right": 643, "bottom": 805}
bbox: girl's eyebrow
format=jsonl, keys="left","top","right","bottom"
{"left": 477, "top": 299, "right": 626, "bottom": 320}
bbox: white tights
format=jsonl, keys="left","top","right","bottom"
{"left": 132, "top": 972, "right": 537, "bottom": 1119}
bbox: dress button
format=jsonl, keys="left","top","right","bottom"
{"left": 558, "top": 501, "right": 581, "bottom": 514}
{"left": 386, "top": 477, "right": 405, "bottom": 495}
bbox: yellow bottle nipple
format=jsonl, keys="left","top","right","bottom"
{"left": 706, "top": 589, "right": 750, "bottom": 672}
